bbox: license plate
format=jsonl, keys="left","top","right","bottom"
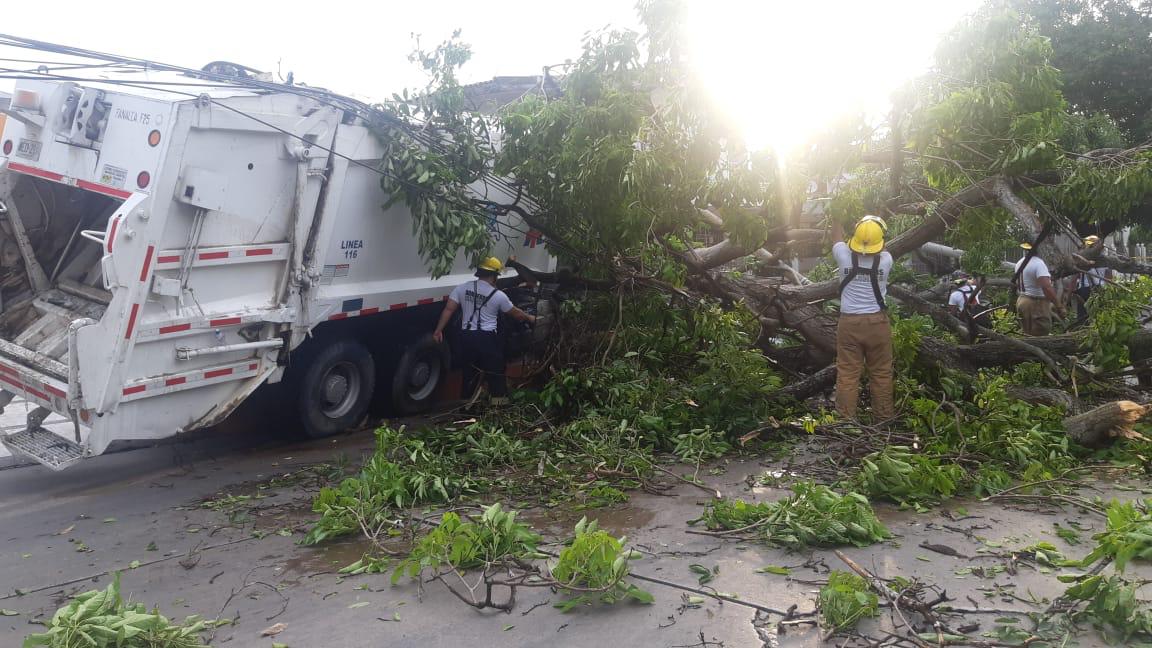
{"left": 15, "top": 139, "right": 42, "bottom": 161}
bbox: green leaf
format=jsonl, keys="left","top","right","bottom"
{"left": 755, "top": 565, "right": 791, "bottom": 576}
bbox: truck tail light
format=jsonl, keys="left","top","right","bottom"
{"left": 2, "top": 140, "right": 11, "bottom": 156}
{"left": 147, "top": 130, "right": 161, "bottom": 147}
{"left": 12, "top": 89, "right": 41, "bottom": 111}
{"left": 137, "top": 171, "right": 151, "bottom": 189}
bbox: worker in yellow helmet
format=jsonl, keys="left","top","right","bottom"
{"left": 833, "top": 215, "right": 895, "bottom": 421}
{"left": 433, "top": 257, "right": 537, "bottom": 404}
{"left": 1014, "top": 240, "right": 1066, "bottom": 335}
{"left": 1071, "top": 235, "right": 1111, "bottom": 324}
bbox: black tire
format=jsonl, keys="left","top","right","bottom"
{"left": 391, "top": 334, "right": 450, "bottom": 415}
{"left": 292, "top": 338, "right": 375, "bottom": 439}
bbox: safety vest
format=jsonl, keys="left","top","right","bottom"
{"left": 838, "top": 251, "right": 886, "bottom": 311}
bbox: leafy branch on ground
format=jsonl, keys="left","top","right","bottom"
{"left": 24, "top": 574, "right": 208, "bottom": 648}
{"left": 694, "top": 482, "right": 891, "bottom": 549}
{"left": 390, "top": 504, "right": 650, "bottom": 612}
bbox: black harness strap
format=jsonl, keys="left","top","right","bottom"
{"left": 838, "top": 251, "right": 886, "bottom": 310}
{"left": 464, "top": 281, "right": 499, "bottom": 331}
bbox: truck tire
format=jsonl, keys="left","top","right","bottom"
{"left": 294, "top": 339, "right": 375, "bottom": 439}
{"left": 391, "top": 334, "right": 449, "bottom": 415}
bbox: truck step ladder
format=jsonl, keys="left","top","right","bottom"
{"left": 0, "top": 407, "right": 86, "bottom": 471}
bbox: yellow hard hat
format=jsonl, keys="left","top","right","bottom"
{"left": 1083, "top": 235, "right": 1100, "bottom": 246}
{"left": 848, "top": 215, "right": 887, "bottom": 254}
{"left": 476, "top": 257, "right": 503, "bottom": 274}
{"left": 1019, "top": 242, "right": 1033, "bottom": 250}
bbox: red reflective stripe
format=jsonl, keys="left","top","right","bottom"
{"left": 0, "top": 374, "right": 23, "bottom": 389}
{"left": 418, "top": 298, "right": 435, "bottom": 305}
{"left": 249, "top": 363, "right": 259, "bottom": 371}
{"left": 158, "top": 255, "right": 181, "bottom": 264}
{"left": 209, "top": 317, "right": 241, "bottom": 326}
{"left": 0, "top": 363, "right": 18, "bottom": 376}
{"left": 44, "top": 385, "right": 66, "bottom": 398}
{"left": 389, "top": 303, "right": 406, "bottom": 310}
{"left": 124, "top": 304, "right": 140, "bottom": 339}
{"left": 165, "top": 376, "right": 186, "bottom": 387}
{"left": 159, "top": 323, "right": 191, "bottom": 334}
{"left": 123, "top": 385, "right": 146, "bottom": 395}
{"left": 7, "top": 162, "right": 64, "bottom": 182}
{"left": 328, "top": 313, "right": 348, "bottom": 321}
{"left": 77, "top": 179, "right": 132, "bottom": 200}
{"left": 24, "top": 386, "right": 47, "bottom": 400}
{"left": 139, "top": 245, "right": 154, "bottom": 282}
{"left": 245, "top": 248, "right": 274, "bottom": 256}
{"left": 360, "top": 307, "right": 379, "bottom": 315}
{"left": 199, "top": 251, "right": 229, "bottom": 260}
{"left": 204, "top": 368, "right": 233, "bottom": 379}
{"left": 107, "top": 216, "right": 120, "bottom": 253}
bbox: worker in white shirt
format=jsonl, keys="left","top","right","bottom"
{"left": 1014, "top": 241, "right": 1066, "bottom": 336}
{"left": 947, "top": 270, "right": 991, "bottom": 339}
{"left": 432, "top": 257, "right": 537, "bottom": 404}
{"left": 833, "top": 215, "right": 895, "bottom": 421}
{"left": 1072, "top": 235, "right": 1112, "bottom": 323}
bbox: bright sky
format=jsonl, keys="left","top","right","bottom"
{"left": 0, "top": 0, "right": 983, "bottom": 154}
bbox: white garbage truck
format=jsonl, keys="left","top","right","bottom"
{"left": 0, "top": 69, "right": 551, "bottom": 470}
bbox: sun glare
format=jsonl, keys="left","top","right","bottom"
{"left": 684, "top": 0, "right": 981, "bottom": 157}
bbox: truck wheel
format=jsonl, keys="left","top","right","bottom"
{"left": 295, "top": 339, "right": 375, "bottom": 439}
{"left": 392, "top": 334, "right": 449, "bottom": 415}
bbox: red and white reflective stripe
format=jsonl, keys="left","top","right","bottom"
{"left": 136, "top": 311, "right": 269, "bottom": 340}
{"left": 106, "top": 216, "right": 121, "bottom": 253}
{"left": 325, "top": 296, "right": 447, "bottom": 322}
{"left": 76, "top": 179, "right": 132, "bottom": 200}
{"left": 153, "top": 243, "right": 290, "bottom": 270}
{"left": 6, "top": 162, "right": 63, "bottom": 182}
{"left": 0, "top": 360, "right": 69, "bottom": 410}
{"left": 120, "top": 360, "right": 263, "bottom": 402}
{"left": 6, "top": 162, "right": 132, "bottom": 199}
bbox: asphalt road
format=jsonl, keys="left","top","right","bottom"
{"left": 0, "top": 422, "right": 1140, "bottom": 647}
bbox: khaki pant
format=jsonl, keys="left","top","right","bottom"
{"left": 835, "top": 312, "right": 895, "bottom": 420}
{"left": 1016, "top": 295, "right": 1052, "bottom": 336}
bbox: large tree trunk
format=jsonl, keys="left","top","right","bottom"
{"left": 1063, "top": 401, "right": 1150, "bottom": 448}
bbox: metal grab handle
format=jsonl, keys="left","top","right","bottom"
{"left": 79, "top": 230, "right": 107, "bottom": 246}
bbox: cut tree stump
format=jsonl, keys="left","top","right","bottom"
{"left": 1062, "top": 401, "right": 1150, "bottom": 448}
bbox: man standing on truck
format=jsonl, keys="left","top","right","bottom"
{"left": 432, "top": 257, "right": 537, "bottom": 405}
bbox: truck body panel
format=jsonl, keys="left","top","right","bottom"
{"left": 0, "top": 71, "right": 551, "bottom": 468}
